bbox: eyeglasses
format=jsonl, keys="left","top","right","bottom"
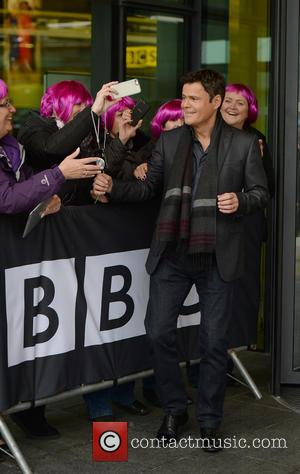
{"left": 0, "top": 99, "right": 13, "bottom": 108}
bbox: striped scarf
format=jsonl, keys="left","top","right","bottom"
{"left": 156, "top": 119, "right": 221, "bottom": 255}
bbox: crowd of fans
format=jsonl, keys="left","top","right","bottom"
{"left": 0, "top": 73, "right": 273, "bottom": 458}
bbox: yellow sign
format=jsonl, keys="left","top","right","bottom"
{"left": 126, "top": 46, "right": 157, "bottom": 69}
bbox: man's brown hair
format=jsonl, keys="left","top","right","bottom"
{"left": 181, "top": 69, "right": 225, "bottom": 103}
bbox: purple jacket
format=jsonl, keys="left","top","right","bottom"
{"left": 0, "top": 136, "right": 65, "bottom": 214}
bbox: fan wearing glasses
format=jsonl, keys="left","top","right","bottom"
{"left": 0, "top": 78, "right": 101, "bottom": 451}
{"left": 0, "top": 79, "right": 101, "bottom": 216}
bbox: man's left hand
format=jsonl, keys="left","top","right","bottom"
{"left": 217, "top": 192, "right": 239, "bottom": 214}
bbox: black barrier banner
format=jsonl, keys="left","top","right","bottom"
{"left": 0, "top": 200, "right": 201, "bottom": 412}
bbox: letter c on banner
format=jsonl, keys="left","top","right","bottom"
{"left": 24, "top": 276, "right": 59, "bottom": 347}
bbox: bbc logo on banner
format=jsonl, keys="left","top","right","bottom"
{"left": 5, "top": 250, "right": 200, "bottom": 367}
{"left": 93, "top": 422, "right": 128, "bottom": 462}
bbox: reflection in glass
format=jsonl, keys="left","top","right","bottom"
{"left": 0, "top": 1, "right": 91, "bottom": 130}
{"left": 202, "top": 0, "right": 271, "bottom": 351}
{"left": 125, "top": 9, "right": 184, "bottom": 130}
{"left": 201, "top": 0, "right": 270, "bottom": 135}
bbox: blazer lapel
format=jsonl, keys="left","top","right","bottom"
{"left": 217, "top": 122, "right": 234, "bottom": 174}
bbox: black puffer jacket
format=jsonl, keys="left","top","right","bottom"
{"left": 18, "top": 108, "right": 128, "bottom": 174}
{"left": 104, "top": 131, "right": 151, "bottom": 181}
{"left": 18, "top": 108, "right": 147, "bottom": 203}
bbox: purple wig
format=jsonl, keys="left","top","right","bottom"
{"left": 101, "top": 96, "right": 136, "bottom": 132}
{"left": 225, "top": 83, "right": 259, "bottom": 125}
{"left": 40, "top": 80, "right": 93, "bottom": 124}
{"left": 0, "top": 79, "right": 8, "bottom": 100}
{"left": 151, "top": 99, "right": 183, "bottom": 139}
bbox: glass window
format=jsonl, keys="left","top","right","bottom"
{"left": 202, "top": 0, "right": 270, "bottom": 135}
{"left": 202, "top": 0, "right": 271, "bottom": 350}
{"left": 125, "top": 8, "right": 184, "bottom": 130}
{"left": 201, "top": 0, "right": 229, "bottom": 77}
{"left": 1, "top": 0, "right": 91, "bottom": 130}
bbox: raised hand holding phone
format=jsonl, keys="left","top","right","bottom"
{"left": 110, "top": 79, "right": 141, "bottom": 99}
{"left": 92, "top": 81, "right": 120, "bottom": 115}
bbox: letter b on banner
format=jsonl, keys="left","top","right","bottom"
{"left": 84, "top": 250, "right": 150, "bottom": 347}
{"left": 100, "top": 265, "right": 134, "bottom": 331}
{"left": 24, "top": 276, "right": 59, "bottom": 347}
{"left": 5, "top": 259, "right": 77, "bottom": 367}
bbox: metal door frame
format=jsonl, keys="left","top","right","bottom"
{"left": 272, "top": 0, "right": 300, "bottom": 387}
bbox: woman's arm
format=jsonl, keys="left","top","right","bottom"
{"left": 0, "top": 165, "right": 65, "bottom": 214}
{"left": 0, "top": 148, "right": 101, "bottom": 214}
{"left": 18, "top": 108, "right": 98, "bottom": 169}
{"left": 18, "top": 82, "right": 121, "bottom": 171}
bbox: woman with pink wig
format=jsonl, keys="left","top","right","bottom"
{"left": 18, "top": 80, "right": 138, "bottom": 203}
{"left": 220, "top": 83, "right": 274, "bottom": 350}
{"left": 186, "top": 84, "right": 274, "bottom": 387}
{"left": 0, "top": 78, "right": 101, "bottom": 215}
{"left": 150, "top": 99, "right": 184, "bottom": 139}
{"left": 0, "top": 78, "right": 101, "bottom": 450}
{"left": 221, "top": 83, "right": 274, "bottom": 195}
{"left": 133, "top": 99, "right": 184, "bottom": 181}
{"left": 18, "top": 80, "right": 122, "bottom": 170}
{"left": 19, "top": 87, "right": 148, "bottom": 421}
{"left": 221, "top": 83, "right": 258, "bottom": 128}
{"left": 99, "top": 95, "right": 149, "bottom": 180}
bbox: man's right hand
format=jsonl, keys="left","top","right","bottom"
{"left": 93, "top": 173, "right": 113, "bottom": 197}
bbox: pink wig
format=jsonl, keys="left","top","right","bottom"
{"left": 40, "top": 80, "right": 93, "bottom": 124}
{"left": 0, "top": 79, "right": 8, "bottom": 100}
{"left": 151, "top": 99, "right": 183, "bottom": 139}
{"left": 101, "top": 96, "right": 136, "bottom": 132}
{"left": 225, "top": 83, "right": 259, "bottom": 125}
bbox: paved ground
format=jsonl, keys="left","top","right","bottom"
{"left": 1, "top": 351, "right": 299, "bottom": 473}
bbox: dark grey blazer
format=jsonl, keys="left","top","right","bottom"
{"left": 110, "top": 119, "right": 269, "bottom": 282}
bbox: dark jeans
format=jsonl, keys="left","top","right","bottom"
{"left": 84, "top": 382, "right": 135, "bottom": 418}
{"left": 84, "top": 377, "right": 157, "bottom": 418}
{"left": 187, "top": 356, "right": 235, "bottom": 387}
{"left": 145, "top": 254, "right": 233, "bottom": 429}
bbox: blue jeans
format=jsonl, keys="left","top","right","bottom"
{"left": 145, "top": 254, "right": 233, "bottom": 428}
{"left": 84, "top": 382, "right": 135, "bottom": 418}
{"left": 186, "top": 363, "right": 199, "bottom": 386}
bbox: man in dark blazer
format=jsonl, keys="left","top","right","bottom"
{"left": 93, "top": 69, "right": 269, "bottom": 452}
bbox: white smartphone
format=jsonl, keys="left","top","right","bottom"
{"left": 111, "top": 79, "right": 141, "bottom": 99}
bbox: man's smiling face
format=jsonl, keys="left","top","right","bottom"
{"left": 182, "top": 82, "right": 221, "bottom": 129}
